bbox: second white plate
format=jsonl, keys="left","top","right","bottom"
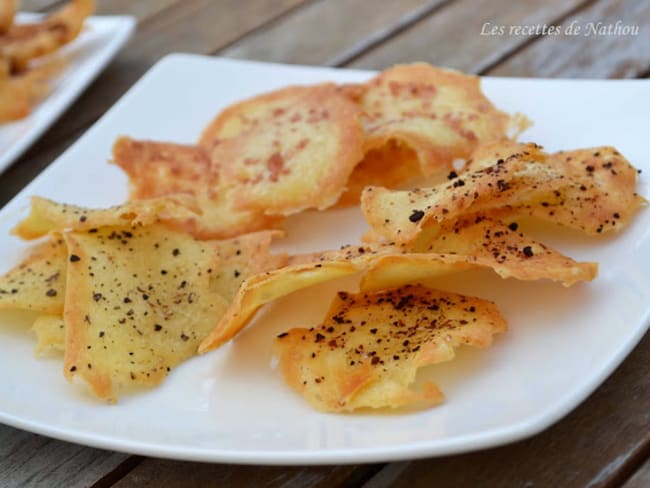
{"left": 0, "top": 13, "right": 135, "bottom": 174}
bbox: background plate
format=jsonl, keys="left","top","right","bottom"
{"left": 0, "top": 55, "right": 648, "bottom": 465}
{"left": 0, "top": 13, "right": 135, "bottom": 174}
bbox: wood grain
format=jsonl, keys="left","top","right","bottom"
{"left": 112, "top": 461, "right": 380, "bottom": 488}
{"left": 0, "top": 424, "right": 127, "bottom": 488}
{"left": 347, "top": 0, "right": 589, "bottom": 72}
{"left": 20, "top": 0, "right": 64, "bottom": 12}
{"left": 490, "top": 0, "right": 650, "bottom": 78}
{"left": 220, "top": 0, "right": 447, "bottom": 66}
{"left": 95, "top": 0, "right": 181, "bottom": 21}
{"left": 364, "top": 335, "right": 650, "bottom": 488}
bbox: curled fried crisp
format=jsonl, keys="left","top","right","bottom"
{"left": 274, "top": 285, "right": 507, "bottom": 412}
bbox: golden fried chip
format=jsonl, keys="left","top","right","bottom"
{"left": 274, "top": 285, "right": 507, "bottom": 412}
{"left": 361, "top": 144, "right": 565, "bottom": 243}
{"left": 0, "top": 64, "right": 51, "bottom": 122}
{"left": 462, "top": 143, "right": 645, "bottom": 235}
{"left": 12, "top": 195, "right": 199, "bottom": 240}
{"left": 0, "top": 0, "right": 94, "bottom": 72}
{"left": 32, "top": 314, "right": 65, "bottom": 355}
{"left": 0, "top": 0, "right": 16, "bottom": 35}
{"left": 361, "top": 215, "right": 597, "bottom": 291}
{"left": 62, "top": 224, "right": 284, "bottom": 401}
{"left": 200, "top": 223, "right": 594, "bottom": 352}
{"left": 198, "top": 260, "right": 361, "bottom": 353}
{"left": 358, "top": 63, "right": 511, "bottom": 176}
{"left": 0, "top": 236, "right": 66, "bottom": 314}
{"left": 112, "top": 136, "right": 283, "bottom": 240}
{"left": 205, "top": 84, "right": 365, "bottom": 215}
{"left": 515, "top": 147, "right": 645, "bottom": 235}
{"left": 336, "top": 141, "right": 422, "bottom": 207}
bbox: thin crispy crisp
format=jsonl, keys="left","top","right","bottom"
{"left": 205, "top": 84, "right": 365, "bottom": 215}
{"left": 274, "top": 285, "right": 507, "bottom": 412}
{"left": 0, "top": 236, "right": 66, "bottom": 314}
{"left": 462, "top": 143, "right": 645, "bottom": 235}
{"left": 200, "top": 224, "right": 594, "bottom": 352}
{"left": 0, "top": 0, "right": 16, "bottom": 35}
{"left": 12, "top": 194, "right": 199, "bottom": 240}
{"left": 358, "top": 63, "right": 511, "bottom": 176}
{"left": 112, "top": 136, "right": 284, "bottom": 239}
{"left": 32, "top": 314, "right": 65, "bottom": 355}
{"left": 514, "top": 147, "right": 645, "bottom": 235}
{"left": 336, "top": 141, "right": 422, "bottom": 207}
{"left": 361, "top": 215, "right": 598, "bottom": 291}
{"left": 0, "top": 63, "right": 51, "bottom": 122}
{"left": 0, "top": 0, "right": 94, "bottom": 72}
{"left": 62, "top": 224, "right": 284, "bottom": 401}
{"left": 361, "top": 144, "right": 565, "bottom": 244}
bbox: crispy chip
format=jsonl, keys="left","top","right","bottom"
{"left": 112, "top": 136, "right": 284, "bottom": 239}
{"left": 62, "top": 224, "right": 284, "bottom": 401}
{"left": 200, "top": 223, "right": 594, "bottom": 352}
{"left": 358, "top": 63, "right": 511, "bottom": 176}
{"left": 204, "top": 84, "right": 365, "bottom": 215}
{"left": 12, "top": 195, "right": 199, "bottom": 240}
{"left": 511, "top": 147, "right": 645, "bottom": 235}
{"left": 361, "top": 144, "right": 565, "bottom": 243}
{"left": 274, "top": 285, "right": 507, "bottom": 412}
{"left": 336, "top": 141, "right": 422, "bottom": 207}
{"left": 0, "top": 0, "right": 94, "bottom": 72}
{"left": 0, "top": 0, "right": 16, "bottom": 34}
{"left": 461, "top": 143, "right": 645, "bottom": 235}
{"left": 361, "top": 215, "right": 597, "bottom": 291}
{"left": 198, "top": 260, "right": 361, "bottom": 353}
{"left": 33, "top": 314, "right": 65, "bottom": 355}
{"left": 0, "top": 64, "right": 51, "bottom": 122}
{"left": 0, "top": 236, "right": 66, "bottom": 314}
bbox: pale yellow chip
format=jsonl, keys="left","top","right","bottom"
{"left": 205, "top": 84, "right": 365, "bottom": 215}
{"left": 0, "top": 0, "right": 16, "bottom": 34}
{"left": 361, "top": 144, "right": 565, "bottom": 244}
{"left": 274, "top": 284, "right": 507, "bottom": 412}
{"left": 112, "top": 136, "right": 284, "bottom": 240}
{"left": 358, "top": 63, "right": 511, "bottom": 176}
{"left": 0, "top": 64, "right": 51, "bottom": 122}
{"left": 361, "top": 215, "right": 597, "bottom": 291}
{"left": 12, "top": 194, "right": 199, "bottom": 240}
{"left": 62, "top": 224, "right": 284, "bottom": 401}
{"left": 200, "top": 223, "right": 594, "bottom": 353}
{"left": 32, "top": 314, "right": 65, "bottom": 356}
{"left": 0, "top": 236, "right": 66, "bottom": 314}
{"left": 513, "top": 147, "right": 645, "bottom": 235}
{"left": 0, "top": 0, "right": 93, "bottom": 72}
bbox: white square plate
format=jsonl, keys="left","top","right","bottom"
{"left": 0, "top": 55, "right": 648, "bottom": 464}
{"left": 0, "top": 13, "right": 135, "bottom": 174}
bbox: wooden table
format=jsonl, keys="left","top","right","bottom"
{"left": 2, "top": 0, "right": 649, "bottom": 486}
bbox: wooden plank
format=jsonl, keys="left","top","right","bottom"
{"left": 490, "top": 0, "right": 650, "bottom": 78}
{"left": 0, "top": 424, "right": 128, "bottom": 488}
{"left": 112, "top": 460, "right": 381, "bottom": 488}
{"left": 364, "top": 334, "right": 650, "bottom": 488}
{"left": 624, "top": 459, "right": 650, "bottom": 488}
{"left": 347, "top": 0, "right": 589, "bottom": 72}
{"left": 95, "top": 0, "right": 181, "bottom": 21}
{"left": 220, "top": 0, "right": 447, "bottom": 66}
